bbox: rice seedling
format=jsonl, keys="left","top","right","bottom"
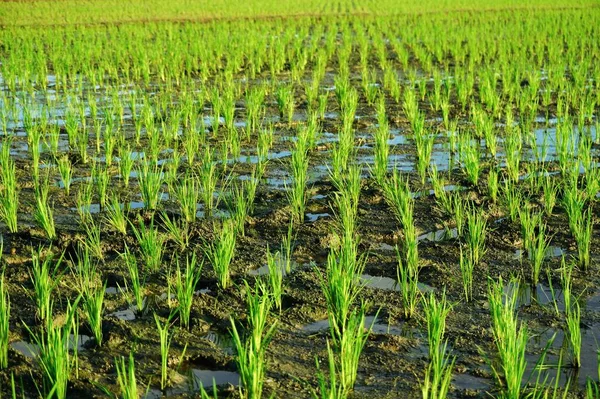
{"left": 287, "top": 135, "right": 309, "bottom": 225}
{"left": 122, "top": 247, "right": 145, "bottom": 313}
{"left": 154, "top": 312, "right": 174, "bottom": 391}
{"left": 523, "top": 214, "right": 550, "bottom": 286}
{"left": 26, "top": 297, "right": 80, "bottom": 399}
{"left": 172, "top": 172, "right": 199, "bottom": 224}
{"left": 82, "top": 280, "right": 105, "bottom": 346}
{"left": 466, "top": 208, "right": 487, "bottom": 266}
{"left": 130, "top": 215, "right": 165, "bottom": 272}
{"left": 160, "top": 212, "right": 189, "bottom": 250}
{"left": 502, "top": 180, "right": 522, "bottom": 223}
{"left": 312, "top": 340, "right": 344, "bottom": 399}
{"left": 421, "top": 340, "right": 455, "bottom": 399}
{"left": 204, "top": 219, "right": 237, "bottom": 289}
{"left": 504, "top": 129, "right": 522, "bottom": 183}
{"left": 115, "top": 352, "right": 138, "bottom": 399}
{"left": 396, "top": 242, "right": 420, "bottom": 319}
{"left": 414, "top": 130, "right": 435, "bottom": 186}
{"left": 76, "top": 180, "right": 94, "bottom": 224}
{"left": 29, "top": 248, "right": 62, "bottom": 322}
{"left": 429, "top": 166, "right": 452, "bottom": 215}
{"left": 93, "top": 162, "right": 110, "bottom": 208}
{"left": 118, "top": 145, "right": 134, "bottom": 188}
{"left": 562, "top": 183, "right": 585, "bottom": 237}
{"left": 0, "top": 272, "right": 9, "bottom": 369}
{"left": 33, "top": 174, "right": 56, "bottom": 240}
{"left": 335, "top": 304, "right": 372, "bottom": 396}
{"left": 275, "top": 84, "right": 295, "bottom": 125}
{"left": 137, "top": 162, "right": 164, "bottom": 211}
{"left": 56, "top": 155, "right": 73, "bottom": 196}
{"left": 104, "top": 193, "right": 128, "bottom": 235}
{"left": 449, "top": 193, "right": 467, "bottom": 236}
{"left": 488, "top": 277, "right": 528, "bottom": 399}
{"left": 458, "top": 132, "right": 481, "bottom": 186}
{"left": 81, "top": 218, "right": 104, "bottom": 260}
{"left": 421, "top": 290, "right": 454, "bottom": 399}
{"left": 173, "top": 253, "right": 202, "bottom": 329}
{"left": 487, "top": 168, "right": 499, "bottom": 204}
{"left": 0, "top": 143, "right": 18, "bottom": 233}
{"left": 459, "top": 248, "right": 475, "bottom": 302}
{"left": 423, "top": 290, "right": 452, "bottom": 367}
{"left": 265, "top": 248, "right": 283, "bottom": 313}
{"left": 230, "top": 281, "right": 277, "bottom": 399}
{"left": 198, "top": 147, "right": 219, "bottom": 218}
{"left": 317, "top": 233, "right": 366, "bottom": 342}
{"left": 383, "top": 169, "right": 413, "bottom": 231}
{"left": 373, "top": 99, "right": 390, "bottom": 185}
{"left": 542, "top": 175, "right": 559, "bottom": 217}
{"left": 225, "top": 182, "right": 249, "bottom": 236}
{"left": 573, "top": 209, "right": 592, "bottom": 270}
{"left": 565, "top": 298, "right": 581, "bottom": 368}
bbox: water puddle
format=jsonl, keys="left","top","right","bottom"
{"left": 109, "top": 306, "right": 138, "bottom": 321}
{"left": 585, "top": 290, "right": 600, "bottom": 312}
{"left": 202, "top": 330, "right": 234, "bottom": 354}
{"left": 302, "top": 315, "right": 413, "bottom": 337}
{"left": 11, "top": 334, "right": 91, "bottom": 358}
{"left": 503, "top": 282, "right": 565, "bottom": 309}
{"left": 452, "top": 373, "right": 491, "bottom": 391}
{"left": 187, "top": 369, "right": 240, "bottom": 389}
{"left": 417, "top": 227, "right": 458, "bottom": 242}
{"left": 306, "top": 213, "right": 330, "bottom": 223}
{"left": 105, "top": 286, "right": 127, "bottom": 295}
{"left": 514, "top": 246, "right": 566, "bottom": 259}
{"left": 11, "top": 341, "right": 39, "bottom": 358}
{"left": 527, "top": 325, "right": 600, "bottom": 387}
{"left": 248, "top": 260, "right": 298, "bottom": 276}
{"left": 360, "top": 274, "right": 435, "bottom": 293}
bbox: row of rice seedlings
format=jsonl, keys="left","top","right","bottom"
{"left": 422, "top": 292, "right": 454, "bottom": 399}
{"left": 317, "top": 232, "right": 366, "bottom": 343}
{"left": 488, "top": 277, "right": 528, "bottom": 399}
{"left": 230, "top": 281, "right": 277, "bottom": 399}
